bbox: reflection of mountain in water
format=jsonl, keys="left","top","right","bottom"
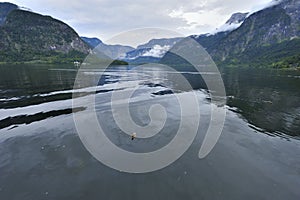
{"left": 0, "top": 65, "right": 299, "bottom": 139}
{"left": 223, "top": 67, "right": 300, "bottom": 137}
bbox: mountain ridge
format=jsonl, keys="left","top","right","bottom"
{"left": 0, "top": 4, "right": 90, "bottom": 64}
{"left": 1, "top": 1, "right": 299, "bottom": 68}
{"left": 0, "top": 2, "right": 18, "bottom": 25}
{"left": 192, "top": 0, "right": 300, "bottom": 68}
{"left": 81, "top": 36, "right": 134, "bottom": 59}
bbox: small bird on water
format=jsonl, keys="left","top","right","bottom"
{"left": 131, "top": 133, "right": 137, "bottom": 140}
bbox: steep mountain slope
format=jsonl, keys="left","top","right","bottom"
{"left": 211, "top": 0, "right": 300, "bottom": 68}
{"left": 153, "top": 13, "right": 249, "bottom": 67}
{"left": 0, "top": 2, "right": 18, "bottom": 25}
{"left": 81, "top": 37, "right": 102, "bottom": 48}
{"left": 225, "top": 12, "right": 248, "bottom": 25}
{"left": 191, "top": 12, "right": 249, "bottom": 53}
{"left": 0, "top": 5, "right": 90, "bottom": 63}
{"left": 191, "top": 32, "right": 228, "bottom": 51}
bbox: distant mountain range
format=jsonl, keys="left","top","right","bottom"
{"left": 81, "top": 37, "right": 102, "bottom": 48}
{"left": 81, "top": 37, "right": 134, "bottom": 59}
{"left": 122, "top": 0, "right": 300, "bottom": 69}
{"left": 118, "top": 12, "right": 248, "bottom": 65}
{"left": 80, "top": 36, "right": 183, "bottom": 63}
{"left": 119, "top": 37, "right": 183, "bottom": 64}
{"left": 0, "top": 0, "right": 299, "bottom": 69}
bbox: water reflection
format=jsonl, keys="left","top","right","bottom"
{"left": 222, "top": 67, "right": 300, "bottom": 137}
{"left": 0, "top": 64, "right": 76, "bottom": 99}
{"left": 0, "top": 64, "right": 299, "bottom": 199}
{"left": 0, "top": 64, "right": 299, "bottom": 138}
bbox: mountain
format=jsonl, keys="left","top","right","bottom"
{"left": 0, "top": 4, "right": 90, "bottom": 63}
{"left": 209, "top": 12, "right": 249, "bottom": 35}
{"left": 122, "top": 12, "right": 249, "bottom": 65}
{"left": 81, "top": 37, "right": 102, "bottom": 48}
{"left": 115, "top": 0, "right": 300, "bottom": 69}
{"left": 136, "top": 37, "right": 183, "bottom": 49}
{"left": 81, "top": 36, "right": 134, "bottom": 59}
{"left": 156, "top": 12, "right": 249, "bottom": 68}
{"left": 0, "top": 2, "right": 18, "bottom": 25}
{"left": 121, "top": 37, "right": 183, "bottom": 63}
{"left": 96, "top": 43, "right": 134, "bottom": 59}
{"left": 190, "top": 12, "right": 249, "bottom": 52}
{"left": 191, "top": 32, "right": 228, "bottom": 52}
{"left": 225, "top": 12, "right": 248, "bottom": 25}
{"left": 208, "top": 0, "right": 300, "bottom": 68}
{"left": 162, "top": 0, "right": 300, "bottom": 69}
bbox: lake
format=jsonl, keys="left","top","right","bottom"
{"left": 0, "top": 64, "right": 299, "bottom": 200}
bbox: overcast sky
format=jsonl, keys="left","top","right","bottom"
{"left": 4, "top": 0, "right": 273, "bottom": 45}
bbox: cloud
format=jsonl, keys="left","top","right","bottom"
{"left": 142, "top": 45, "right": 171, "bottom": 57}
{"left": 168, "top": 6, "right": 225, "bottom": 32}
{"left": 248, "top": 0, "right": 282, "bottom": 15}
{"left": 6, "top": 0, "right": 273, "bottom": 44}
{"left": 208, "top": 22, "right": 243, "bottom": 35}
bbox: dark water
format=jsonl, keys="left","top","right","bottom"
{"left": 0, "top": 64, "right": 299, "bottom": 200}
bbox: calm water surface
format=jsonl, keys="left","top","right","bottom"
{"left": 0, "top": 64, "right": 299, "bottom": 200}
